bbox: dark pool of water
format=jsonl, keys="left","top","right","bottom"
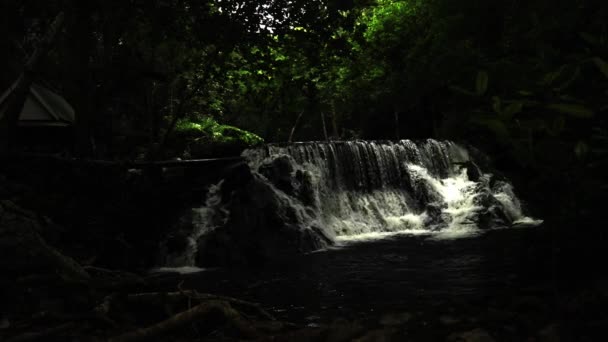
{"left": 163, "top": 226, "right": 560, "bottom": 324}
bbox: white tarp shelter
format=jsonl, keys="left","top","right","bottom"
{"left": 0, "top": 82, "right": 75, "bottom": 127}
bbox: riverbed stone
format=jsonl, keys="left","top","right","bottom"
{"left": 439, "top": 315, "right": 461, "bottom": 326}
{"left": 447, "top": 328, "right": 496, "bottom": 342}
{"left": 325, "top": 319, "right": 366, "bottom": 342}
{"left": 538, "top": 324, "right": 560, "bottom": 342}
{"left": 380, "top": 312, "right": 413, "bottom": 326}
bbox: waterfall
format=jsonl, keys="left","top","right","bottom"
{"left": 162, "top": 140, "right": 541, "bottom": 267}
{"left": 244, "top": 140, "right": 539, "bottom": 239}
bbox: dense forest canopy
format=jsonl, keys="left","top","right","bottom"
{"left": 1, "top": 0, "right": 607, "bottom": 176}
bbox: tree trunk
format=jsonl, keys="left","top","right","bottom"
{"left": 66, "top": 3, "right": 95, "bottom": 157}
{"left": 394, "top": 110, "right": 400, "bottom": 140}
{"left": 0, "top": 12, "right": 65, "bottom": 150}
{"left": 288, "top": 111, "right": 304, "bottom": 143}
{"left": 330, "top": 100, "right": 339, "bottom": 139}
{"left": 320, "top": 111, "right": 329, "bottom": 141}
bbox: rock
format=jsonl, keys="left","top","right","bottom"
{"left": 258, "top": 155, "right": 296, "bottom": 195}
{"left": 447, "top": 328, "right": 496, "bottom": 342}
{"left": 221, "top": 162, "right": 254, "bottom": 199}
{"left": 0, "top": 174, "right": 33, "bottom": 201}
{"left": 355, "top": 328, "right": 397, "bottom": 342}
{"left": 196, "top": 172, "right": 332, "bottom": 266}
{"left": 0, "top": 316, "right": 9, "bottom": 329}
{"left": 182, "top": 154, "right": 332, "bottom": 267}
{"left": 424, "top": 203, "right": 448, "bottom": 228}
{"left": 325, "top": 319, "right": 366, "bottom": 342}
{"left": 164, "top": 231, "right": 190, "bottom": 255}
{"left": 461, "top": 161, "right": 482, "bottom": 182}
{"left": 484, "top": 307, "right": 515, "bottom": 322}
{"left": 311, "top": 226, "right": 333, "bottom": 245}
{"left": 160, "top": 206, "right": 208, "bottom": 265}
{"left": 379, "top": 312, "right": 413, "bottom": 326}
{"left": 295, "top": 169, "right": 316, "bottom": 207}
{"left": 538, "top": 324, "right": 560, "bottom": 342}
{"left": 439, "top": 315, "right": 461, "bottom": 326}
{"left": 511, "top": 296, "right": 546, "bottom": 313}
{"left": 474, "top": 188, "right": 510, "bottom": 228}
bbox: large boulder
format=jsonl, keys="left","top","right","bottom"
{"left": 472, "top": 180, "right": 512, "bottom": 228}
{"left": 258, "top": 155, "right": 296, "bottom": 195}
{"left": 196, "top": 164, "right": 332, "bottom": 267}
{"left": 257, "top": 155, "right": 317, "bottom": 207}
{"left": 461, "top": 160, "right": 482, "bottom": 182}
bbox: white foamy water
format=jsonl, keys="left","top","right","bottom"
{"left": 150, "top": 266, "right": 208, "bottom": 274}
{"left": 405, "top": 164, "right": 482, "bottom": 232}
{"left": 247, "top": 140, "right": 540, "bottom": 241}
{"left": 163, "top": 180, "right": 228, "bottom": 267}
{"left": 335, "top": 229, "right": 432, "bottom": 243}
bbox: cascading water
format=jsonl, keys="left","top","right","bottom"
{"left": 163, "top": 139, "right": 541, "bottom": 267}
{"left": 247, "top": 140, "right": 538, "bottom": 238}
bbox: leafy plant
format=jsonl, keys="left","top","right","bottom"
{"left": 175, "top": 117, "right": 263, "bottom": 147}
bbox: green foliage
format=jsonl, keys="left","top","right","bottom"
{"left": 6, "top": 0, "right": 608, "bottom": 175}
{"left": 175, "top": 117, "right": 263, "bottom": 146}
{"left": 360, "top": 0, "right": 424, "bottom": 45}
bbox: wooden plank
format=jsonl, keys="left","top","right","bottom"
{"left": 0, "top": 152, "right": 244, "bottom": 169}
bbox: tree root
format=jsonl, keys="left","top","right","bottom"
{"left": 5, "top": 322, "right": 74, "bottom": 342}
{"left": 108, "top": 300, "right": 258, "bottom": 342}
{"left": 122, "top": 289, "right": 276, "bottom": 321}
